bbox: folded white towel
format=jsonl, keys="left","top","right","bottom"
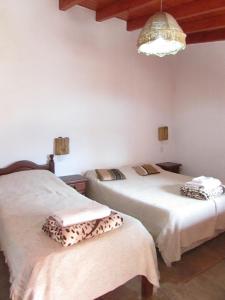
{"left": 185, "top": 176, "right": 221, "bottom": 190}
{"left": 192, "top": 176, "right": 221, "bottom": 185}
{"left": 53, "top": 203, "right": 111, "bottom": 227}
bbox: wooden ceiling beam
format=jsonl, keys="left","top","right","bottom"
{"left": 182, "top": 14, "right": 225, "bottom": 34}
{"left": 127, "top": 0, "right": 225, "bottom": 31}
{"left": 128, "top": 14, "right": 225, "bottom": 34}
{"left": 187, "top": 28, "right": 225, "bottom": 44}
{"left": 96, "top": 0, "right": 154, "bottom": 22}
{"left": 59, "top": 0, "right": 82, "bottom": 11}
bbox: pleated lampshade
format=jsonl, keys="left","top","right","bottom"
{"left": 137, "top": 12, "right": 186, "bottom": 57}
{"left": 54, "top": 137, "right": 70, "bottom": 155}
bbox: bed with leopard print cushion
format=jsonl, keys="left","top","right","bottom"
{"left": 42, "top": 211, "right": 123, "bottom": 247}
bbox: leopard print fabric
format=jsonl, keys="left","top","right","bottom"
{"left": 42, "top": 211, "right": 123, "bottom": 247}
{"left": 181, "top": 185, "right": 224, "bottom": 200}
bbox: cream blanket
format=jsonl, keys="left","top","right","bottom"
{"left": 85, "top": 166, "right": 225, "bottom": 266}
{"left": 0, "top": 170, "right": 159, "bottom": 300}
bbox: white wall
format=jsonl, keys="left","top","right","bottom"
{"left": 170, "top": 41, "right": 225, "bottom": 181}
{"left": 0, "top": 0, "right": 174, "bottom": 175}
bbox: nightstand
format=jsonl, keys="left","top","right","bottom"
{"left": 156, "top": 162, "right": 182, "bottom": 174}
{"left": 60, "top": 175, "right": 88, "bottom": 195}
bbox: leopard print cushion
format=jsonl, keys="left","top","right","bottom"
{"left": 181, "top": 185, "right": 224, "bottom": 200}
{"left": 42, "top": 211, "right": 123, "bottom": 247}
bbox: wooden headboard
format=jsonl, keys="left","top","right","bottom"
{"left": 0, "top": 154, "right": 55, "bottom": 176}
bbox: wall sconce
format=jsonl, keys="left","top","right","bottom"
{"left": 158, "top": 127, "right": 168, "bottom": 141}
{"left": 54, "top": 137, "right": 70, "bottom": 155}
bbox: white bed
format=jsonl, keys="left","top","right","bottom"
{"left": 0, "top": 169, "right": 159, "bottom": 300}
{"left": 85, "top": 166, "right": 225, "bottom": 266}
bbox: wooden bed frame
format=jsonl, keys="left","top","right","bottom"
{"left": 0, "top": 155, "right": 153, "bottom": 299}
{"left": 0, "top": 154, "right": 55, "bottom": 176}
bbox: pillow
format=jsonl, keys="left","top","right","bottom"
{"left": 133, "top": 164, "right": 160, "bottom": 176}
{"left": 95, "top": 169, "right": 126, "bottom": 181}
{"left": 133, "top": 166, "right": 148, "bottom": 176}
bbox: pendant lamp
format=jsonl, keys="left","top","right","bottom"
{"left": 137, "top": 0, "right": 186, "bottom": 57}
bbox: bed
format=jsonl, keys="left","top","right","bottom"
{"left": 85, "top": 165, "right": 225, "bottom": 266}
{"left": 0, "top": 156, "right": 159, "bottom": 300}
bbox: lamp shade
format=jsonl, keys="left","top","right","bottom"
{"left": 158, "top": 126, "right": 168, "bottom": 141}
{"left": 137, "top": 12, "right": 186, "bottom": 57}
{"left": 54, "top": 137, "right": 70, "bottom": 155}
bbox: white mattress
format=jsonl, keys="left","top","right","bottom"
{"left": 0, "top": 170, "right": 159, "bottom": 300}
{"left": 85, "top": 166, "right": 225, "bottom": 265}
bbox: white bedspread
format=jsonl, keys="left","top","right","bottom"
{"left": 0, "top": 170, "right": 159, "bottom": 300}
{"left": 85, "top": 166, "right": 225, "bottom": 266}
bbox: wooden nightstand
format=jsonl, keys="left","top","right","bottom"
{"left": 60, "top": 175, "right": 88, "bottom": 195}
{"left": 156, "top": 162, "right": 182, "bottom": 174}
